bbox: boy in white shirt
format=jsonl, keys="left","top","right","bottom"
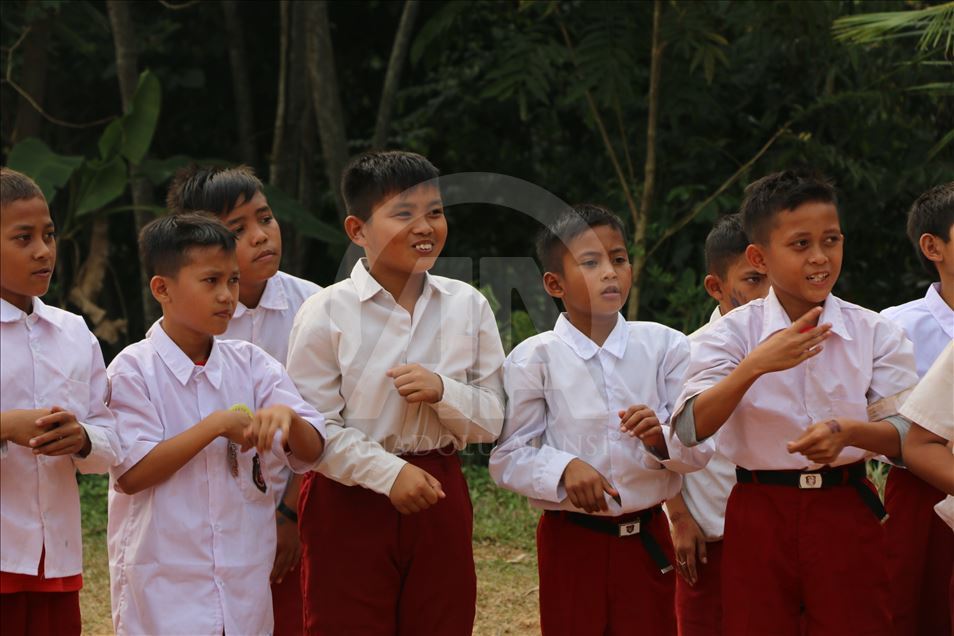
{"left": 880, "top": 182, "right": 954, "bottom": 636}
{"left": 106, "top": 214, "right": 325, "bottom": 635}
{"left": 665, "top": 213, "right": 768, "bottom": 636}
{"left": 168, "top": 164, "right": 321, "bottom": 634}
{"left": 490, "top": 204, "right": 707, "bottom": 636}
{"left": 287, "top": 150, "right": 506, "bottom": 635}
{"left": 0, "top": 167, "right": 121, "bottom": 636}
{"left": 672, "top": 170, "right": 917, "bottom": 636}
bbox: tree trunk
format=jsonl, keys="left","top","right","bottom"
{"left": 371, "top": 0, "right": 420, "bottom": 149}
{"left": 626, "top": 0, "right": 663, "bottom": 320}
{"left": 304, "top": 1, "right": 349, "bottom": 219}
{"left": 107, "top": 0, "right": 159, "bottom": 328}
{"left": 222, "top": 0, "right": 258, "bottom": 167}
{"left": 10, "top": 6, "right": 50, "bottom": 143}
{"left": 67, "top": 217, "right": 127, "bottom": 344}
{"left": 269, "top": 0, "right": 292, "bottom": 187}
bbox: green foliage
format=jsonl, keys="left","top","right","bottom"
{"left": 6, "top": 138, "right": 83, "bottom": 203}
{"left": 833, "top": 1, "right": 954, "bottom": 55}
{"left": 464, "top": 464, "right": 538, "bottom": 551}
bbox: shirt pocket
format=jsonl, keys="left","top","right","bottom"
{"left": 43, "top": 373, "right": 91, "bottom": 420}
{"left": 234, "top": 448, "right": 272, "bottom": 503}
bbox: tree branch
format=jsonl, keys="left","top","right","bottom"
{"left": 372, "top": 0, "right": 420, "bottom": 149}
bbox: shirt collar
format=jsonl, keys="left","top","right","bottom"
{"left": 553, "top": 312, "right": 628, "bottom": 361}
{"left": 232, "top": 274, "right": 288, "bottom": 319}
{"left": 708, "top": 306, "right": 722, "bottom": 325}
{"left": 759, "top": 287, "right": 852, "bottom": 343}
{"left": 149, "top": 320, "right": 223, "bottom": 389}
{"left": 351, "top": 258, "right": 451, "bottom": 302}
{"left": 925, "top": 282, "right": 954, "bottom": 339}
{"left": 0, "top": 296, "right": 66, "bottom": 328}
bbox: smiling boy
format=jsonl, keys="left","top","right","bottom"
{"left": 671, "top": 170, "right": 917, "bottom": 635}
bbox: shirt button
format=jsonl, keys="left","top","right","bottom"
{"left": 610, "top": 431, "right": 621, "bottom": 441}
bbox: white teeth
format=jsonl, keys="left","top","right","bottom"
{"left": 807, "top": 273, "right": 828, "bottom": 282}
{"left": 414, "top": 243, "right": 433, "bottom": 252}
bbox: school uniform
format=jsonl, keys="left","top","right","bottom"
{"left": 106, "top": 324, "right": 325, "bottom": 635}
{"left": 673, "top": 287, "right": 917, "bottom": 636}
{"left": 224, "top": 270, "right": 320, "bottom": 636}
{"left": 676, "top": 306, "right": 736, "bottom": 636}
{"left": 286, "top": 258, "right": 506, "bottom": 635}
{"left": 490, "top": 313, "right": 710, "bottom": 636}
{"left": 0, "top": 298, "right": 122, "bottom": 636}
{"left": 881, "top": 282, "right": 954, "bottom": 636}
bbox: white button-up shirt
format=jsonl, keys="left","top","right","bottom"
{"left": 0, "top": 297, "right": 121, "bottom": 577}
{"left": 106, "top": 324, "right": 325, "bottom": 636}
{"left": 489, "top": 313, "right": 710, "bottom": 516}
{"left": 881, "top": 282, "right": 954, "bottom": 378}
{"left": 287, "top": 259, "right": 506, "bottom": 496}
{"left": 224, "top": 270, "right": 320, "bottom": 365}
{"left": 674, "top": 288, "right": 918, "bottom": 470}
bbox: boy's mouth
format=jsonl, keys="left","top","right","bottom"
{"left": 412, "top": 241, "right": 434, "bottom": 254}
{"left": 253, "top": 249, "right": 277, "bottom": 263}
{"left": 806, "top": 272, "right": 829, "bottom": 284}
{"left": 31, "top": 267, "right": 52, "bottom": 278}
{"left": 601, "top": 285, "right": 621, "bottom": 297}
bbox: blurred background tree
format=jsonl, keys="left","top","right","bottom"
{"left": 1, "top": 0, "right": 951, "bottom": 358}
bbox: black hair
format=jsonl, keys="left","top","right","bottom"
{"left": 166, "top": 164, "right": 263, "bottom": 217}
{"left": 536, "top": 203, "right": 627, "bottom": 274}
{"left": 704, "top": 213, "right": 750, "bottom": 278}
{"left": 1, "top": 167, "right": 45, "bottom": 206}
{"left": 341, "top": 150, "right": 440, "bottom": 221}
{"left": 740, "top": 169, "right": 838, "bottom": 244}
{"left": 906, "top": 182, "right": 954, "bottom": 275}
{"left": 139, "top": 213, "right": 236, "bottom": 278}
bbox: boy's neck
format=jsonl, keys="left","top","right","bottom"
{"left": 774, "top": 289, "right": 824, "bottom": 325}
{"left": 160, "top": 319, "right": 214, "bottom": 364}
{"left": 0, "top": 290, "right": 32, "bottom": 314}
{"left": 937, "top": 275, "right": 954, "bottom": 313}
{"left": 367, "top": 261, "right": 426, "bottom": 314}
{"left": 565, "top": 309, "right": 619, "bottom": 347}
{"left": 238, "top": 277, "right": 269, "bottom": 309}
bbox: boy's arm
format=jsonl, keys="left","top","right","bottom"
{"left": 488, "top": 352, "right": 579, "bottom": 503}
{"left": 903, "top": 424, "right": 954, "bottom": 496}
{"left": 73, "top": 333, "right": 123, "bottom": 473}
{"left": 430, "top": 298, "right": 506, "bottom": 443}
{"left": 286, "top": 302, "right": 407, "bottom": 496}
{"left": 665, "top": 491, "right": 708, "bottom": 586}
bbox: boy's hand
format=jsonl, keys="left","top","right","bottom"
{"left": 0, "top": 408, "right": 51, "bottom": 447}
{"left": 389, "top": 463, "right": 446, "bottom": 514}
{"left": 30, "top": 407, "right": 91, "bottom": 457}
{"left": 246, "top": 405, "right": 296, "bottom": 453}
{"left": 746, "top": 307, "right": 831, "bottom": 376}
{"left": 668, "top": 507, "right": 707, "bottom": 586}
{"left": 619, "top": 405, "right": 665, "bottom": 451}
{"left": 215, "top": 409, "right": 253, "bottom": 450}
{"left": 562, "top": 458, "right": 619, "bottom": 513}
{"left": 786, "top": 418, "right": 853, "bottom": 465}
{"left": 271, "top": 513, "right": 302, "bottom": 584}
{"left": 387, "top": 364, "right": 444, "bottom": 404}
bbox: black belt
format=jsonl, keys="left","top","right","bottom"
{"left": 545, "top": 505, "right": 673, "bottom": 574}
{"left": 736, "top": 462, "right": 888, "bottom": 524}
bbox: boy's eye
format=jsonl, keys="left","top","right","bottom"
{"left": 14, "top": 234, "right": 30, "bottom": 242}
{"left": 260, "top": 215, "right": 273, "bottom": 224}
{"left": 229, "top": 276, "right": 240, "bottom": 284}
{"left": 232, "top": 225, "right": 245, "bottom": 236}
{"left": 45, "top": 231, "right": 56, "bottom": 240}
{"left": 614, "top": 256, "right": 629, "bottom": 264}
{"left": 581, "top": 260, "right": 597, "bottom": 267}
{"left": 825, "top": 235, "right": 841, "bottom": 244}
{"left": 429, "top": 208, "right": 444, "bottom": 216}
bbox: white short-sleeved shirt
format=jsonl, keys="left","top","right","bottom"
{"left": 881, "top": 282, "right": 953, "bottom": 378}
{"left": 0, "top": 297, "right": 121, "bottom": 577}
{"left": 681, "top": 307, "right": 736, "bottom": 540}
{"left": 489, "top": 313, "right": 712, "bottom": 516}
{"left": 287, "top": 259, "right": 506, "bottom": 496}
{"left": 106, "top": 324, "right": 325, "bottom": 635}
{"left": 674, "top": 288, "right": 918, "bottom": 470}
{"left": 899, "top": 341, "right": 954, "bottom": 528}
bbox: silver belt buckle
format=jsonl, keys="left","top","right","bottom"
{"left": 799, "top": 473, "right": 823, "bottom": 489}
{"left": 618, "top": 520, "right": 641, "bottom": 537}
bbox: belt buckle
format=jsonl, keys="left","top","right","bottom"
{"left": 618, "top": 520, "right": 641, "bottom": 537}
{"left": 799, "top": 473, "right": 823, "bottom": 489}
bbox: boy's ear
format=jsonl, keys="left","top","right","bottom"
{"left": 703, "top": 274, "right": 725, "bottom": 302}
{"left": 149, "top": 275, "right": 170, "bottom": 304}
{"left": 542, "top": 271, "right": 565, "bottom": 299}
{"left": 344, "top": 215, "right": 367, "bottom": 247}
{"left": 745, "top": 244, "right": 768, "bottom": 274}
{"left": 918, "top": 233, "right": 945, "bottom": 263}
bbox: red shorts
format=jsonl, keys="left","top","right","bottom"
{"left": 271, "top": 561, "right": 303, "bottom": 636}
{"left": 0, "top": 590, "right": 81, "bottom": 636}
{"left": 675, "top": 539, "right": 723, "bottom": 636}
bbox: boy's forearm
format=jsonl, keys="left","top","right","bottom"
{"left": 844, "top": 419, "right": 901, "bottom": 459}
{"left": 286, "top": 415, "right": 323, "bottom": 464}
{"left": 117, "top": 415, "right": 222, "bottom": 495}
{"left": 282, "top": 472, "right": 303, "bottom": 509}
{"left": 665, "top": 492, "right": 692, "bottom": 524}
{"left": 693, "top": 358, "right": 762, "bottom": 439}
{"left": 0, "top": 409, "right": 48, "bottom": 442}
{"left": 904, "top": 425, "right": 954, "bottom": 495}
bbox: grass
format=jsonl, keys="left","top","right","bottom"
{"left": 78, "top": 465, "right": 542, "bottom": 635}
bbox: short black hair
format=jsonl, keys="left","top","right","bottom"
{"left": 139, "top": 213, "right": 236, "bottom": 278}
{"left": 166, "top": 164, "right": 263, "bottom": 217}
{"left": 907, "top": 182, "right": 954, "bottom": 275}
{"left": 536, "top": 203, "right": 627, "bottom": 274}
{"left": 740, "top": 169, "right": 838, "bottom": 244}
{"left": 705, "top": 213, "right": 750, "bottom": 278}
{"left": 1, "top": 167, "right": 45, "bottom": 207}
{"left": 341, "top": 150, "right": 440, "bottom": 221}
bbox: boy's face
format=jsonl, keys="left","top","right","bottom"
{"left": 545, "top": 224, "right": 632, "bottom": 320}
{"left": 152, "top": 246, "right": 239, "bottom": 337}
{"left": 746, "top": 201, "right": 843, "bottom": 317}
{"left": 705, "top": 255, "right": 769, "bottom": 316}
{"left": 346, "top": 184, "right": 447, "bottom": 279}
{"left": 220, "top": 191, "right": 282, "bottom": 288}
{"left": 0, "top": 197, "right": 56, "bottom": 312}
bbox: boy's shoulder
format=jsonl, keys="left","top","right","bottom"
{"left": 507, "top": 329, "right": 563, "bottom": 365}
{"left": 626, "top": 319, "right": 687, "bottom": 342}
{"left": 881, "top": 294, "right": 929, "bottom": 324}
{"left": 273, "top": 270, "right": 322, "bottom": 305}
